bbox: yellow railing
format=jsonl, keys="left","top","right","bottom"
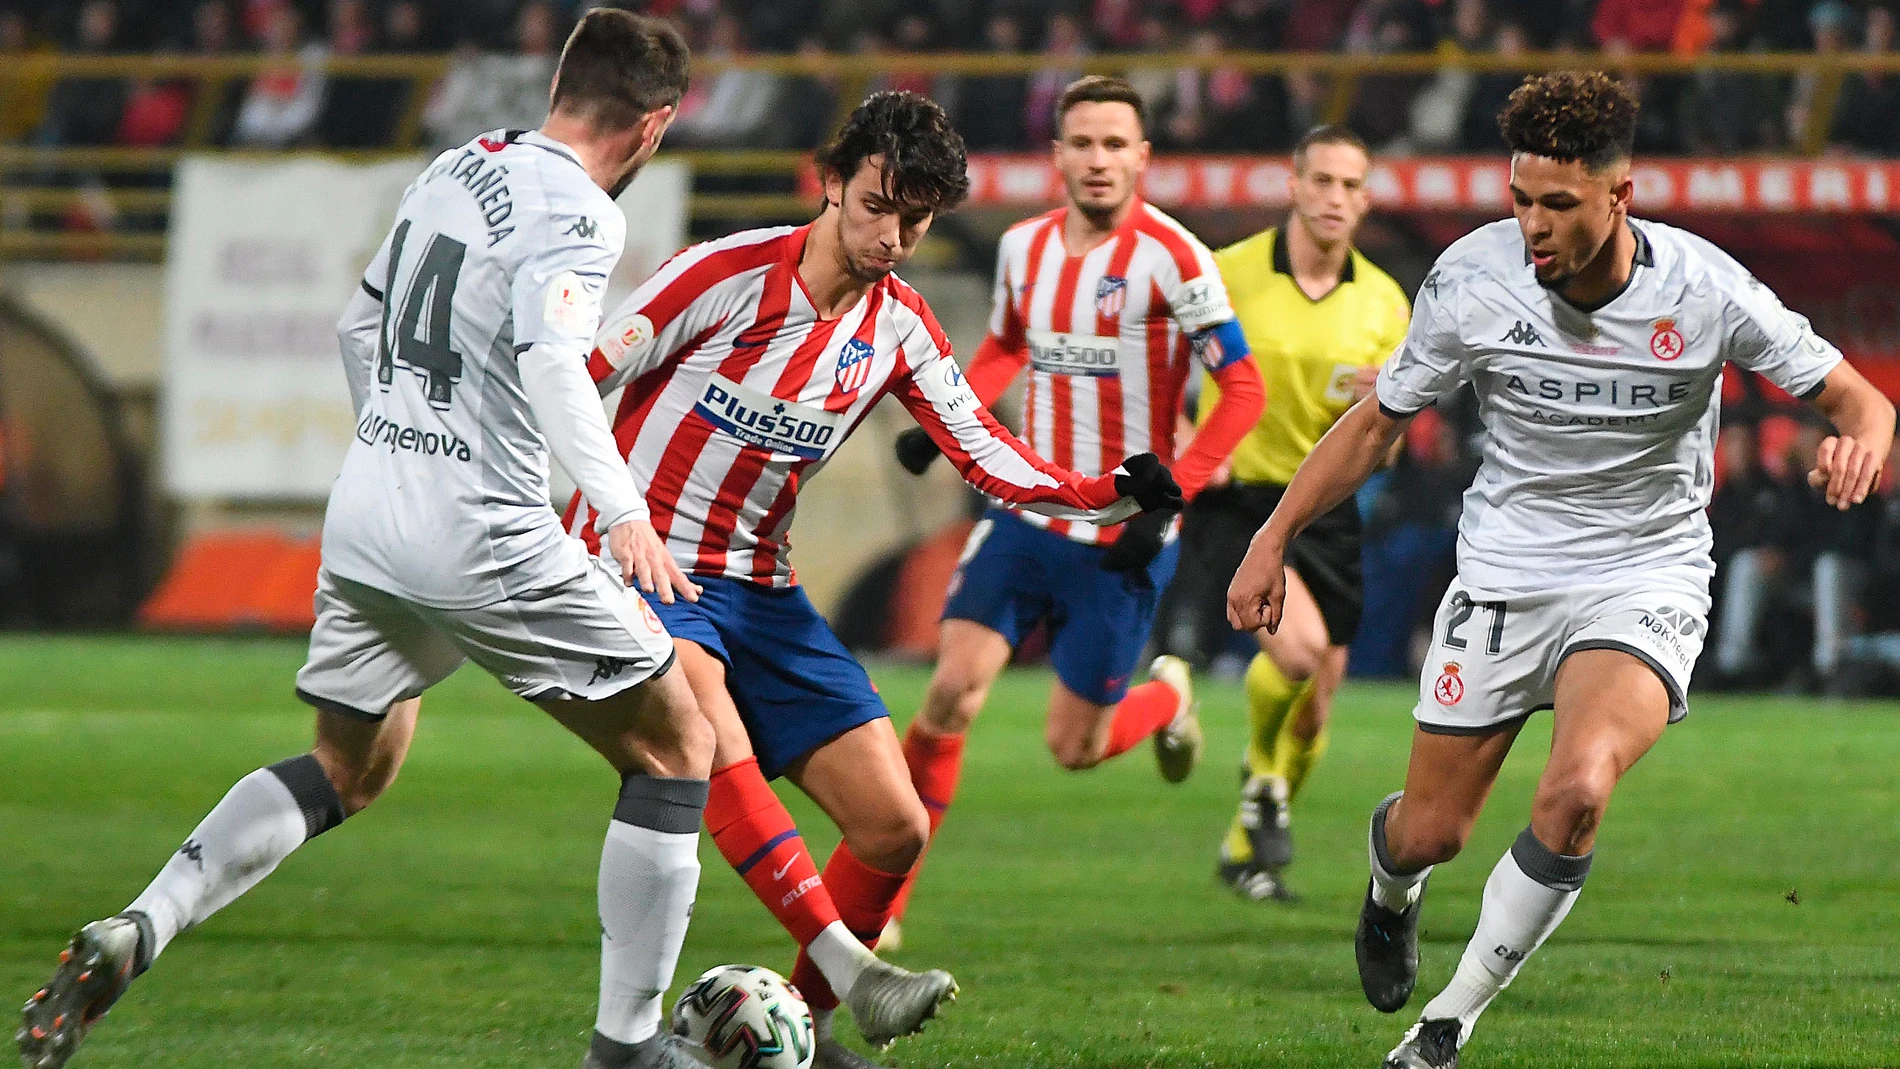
{"left": 5, "top": 50, "right": 1898, "bottom": 261}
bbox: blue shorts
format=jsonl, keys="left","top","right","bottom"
{"left": 644, "top": 577, "right": 887, "bottom": 779}
{"left": 942, "top": 508, "right": 1179, "bottom": 705}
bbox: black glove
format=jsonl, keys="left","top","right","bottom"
{"left": 894, "top": 427, "right": 941, "bottom": 475}
{"left": 1100, "top": 507, "right": 1175, "bottom": 574}
{"left": 1112, "top": 453, "right": 1185, "bottom": 512}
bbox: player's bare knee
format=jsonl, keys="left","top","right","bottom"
{"left": 921, "top": 672, "right": 986, "bottom": 735}
{"left": 845, "top": 803, "right": 930, "bottom": 873}
{"left": 1043, "top": 723, "right": 1103, "bottom": 771}
{"left": 310, "top": 743, "right": 391, "bottom": 816}
{"left": 1387, "top": 804, "right": 1471, "bottom": 868}
{"left": 1532, "top": 768, "right": 1615, "bottom": 851}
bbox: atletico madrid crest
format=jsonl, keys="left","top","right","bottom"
{"left": 835, "top": 337, "right": 875, "bottom": 393}
{"left": 1096, "top": 275, "right": 1128, "bottom": 320}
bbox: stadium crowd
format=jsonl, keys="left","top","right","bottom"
{"left": 7, "top": 0, "right": 1900, "bottom": 154}
{"left": 6, "top": 0, "right": 1897, "bottom": 699}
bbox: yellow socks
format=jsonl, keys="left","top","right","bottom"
{"left": 1243, "top": 653, "right": 1299, "bottom": 777}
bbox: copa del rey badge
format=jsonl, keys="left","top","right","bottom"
{"left": 1434, "top": 662, "right": 1465, "bottom": 706}
{"left": 1649, "top": 317, "right": 1684, "bottom": 361}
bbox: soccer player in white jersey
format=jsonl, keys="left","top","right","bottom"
{"left": 1227, "top": 72, "right": 1894, "bottom": 1069}
{"left": 566, "top": 91, "right": 1182, "bottom": 1069}
{"left": 19, "top": 14, "right": 716, "bottom": 1069}
{"left": 883, "top": 75, "right": 1264, "bottom": 935}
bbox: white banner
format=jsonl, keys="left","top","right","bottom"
{"left": 162, "top": 153, "right": 691, "bottom": 500}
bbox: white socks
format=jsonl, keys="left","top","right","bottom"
{"left": 806, "top": 920, "right": 878, "bottom": 1001}
{"left": 126, "top": 755, "right": 344, "bottom": 965}
{"left": 1368, "top": 791, "right": 1431, "bottom": 912}
{"left": 594, "top": 774, "right": 709, "bottom": 1047}
{"left": 1421, "top": 827, "right": 1591, "bottom": 1030}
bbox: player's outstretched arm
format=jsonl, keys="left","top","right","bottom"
{"left": 893, "top": 334, "right": 1029, "bottom": 475}
{"left": 1227, "top": 395, "right": 1407, "bottom": 634}
{"left": 1806, "top": 360, "right": 1897, "bottom": 510}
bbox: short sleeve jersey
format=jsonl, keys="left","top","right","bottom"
{"left": 321, "top": 130, "right": 627, "bottom": 608}
{"left": 1375, "top": 218, "right": 1842, "bottom": 597}
{"left": 1205, "top": 227, "right": 1412, "bottom": 486}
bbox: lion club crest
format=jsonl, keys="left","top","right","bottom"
{"left": 835, "top": 337, "right": 875, "bottom": 393}
{"left": 1095, "top": 275, "right": 1128, "bottom": 319}
{"left": 1434, "top": 663, "right": 1465, "bottom": 706}
{"left": 1649, "top": 317, "right": 1684, "bottom": 361}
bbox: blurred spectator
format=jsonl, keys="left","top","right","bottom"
{"left": 0, "top": 7, "right": 54, "bottom": 143}
{"left": 955, "top": 12, "right": 1030, "bottom": 150}
{"left": 1092, "top": 0, "right": 1144, "bottom": 49}
{"left": 1592, "top": 0, "right": 1687, "bottom": 53}
{"left": 668, "top": 12, "right": 782, "bottom": 148}
{"left": 423, "top": 0, "right": 557, "bottom": 150}
{"left": 1159, "top": 26, "right": 1286, "bottom": 152}
{"left": 774, "top": 36, "right": 840, "bottom": 150}
{"left": 884, "top": 12, "right": 941, "bottom": 99}
{"left": 1225, "top": 0, "right": 1289, "bottom": 49}
{"left": 1286, "top": 0, "right": 1359, "bottom": 51}
{"left": 1679, "top": 1, "right": 1783, "bottom": 154}
{"left": 230, "top": 2, "right": 326, "bottom": 147}
{"left": 1712, "top": 422, "right": 1876, "bottom": 689}
{"left": 1788, "top": 0, "right": 1855, "bottom": 145}
{"left": 36, "top": 0, "right": 127, "bottom": 147}
{"left": 316, "top": 0, "right": 398, "bottom": 147}
{"left": 1348, "top": 5, "right": 1432, "bottom": 149}
{"left": 1, "top": 7, "right": 27, "bottom": 52}
{"left": 1024, "top": 12, "right": 1088, "bottom": 144}
{"left": 1457, "top": 16, "right": 1531, "bottom": 151}
{"left": 1353, "top": 408, "right": 1476, "bottom": 678}
{"left": 1830, "top": 4, "right": 1900, "bottom": 156}
{"left": 1407, "top": 0, "right": 1489, "bottom": 152}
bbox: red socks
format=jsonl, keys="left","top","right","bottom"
{"left": 903, "top": 724, "right": 966, "bottom": 836}
{"left": 789, "top": 842, "right": 909, "bottom": 1011}
{"left": 885, "top": 724, "right": 967, "bottom": 924}
{"left": 1102, "top": 679, "right": 1181, "bottom": 759}
{"left": 705, "top": 757, "right": 835, "bottom": 948}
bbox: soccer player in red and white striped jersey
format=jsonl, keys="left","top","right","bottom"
{"left": 886, "top": 77, "right": 1266, "bottom": 938}
{"left": 564, "top": 92, "right": 1182, "bottom": 1069}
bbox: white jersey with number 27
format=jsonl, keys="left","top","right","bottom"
{"left": 322, "top": 129, "right": 627, "bottom": 609}
{"left": 1375, "top": 218, "right": 1842, "bottom": 597}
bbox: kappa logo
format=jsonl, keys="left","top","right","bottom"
{"left": 1650, "top": 317, "right": 1685, "bottom": 361}
{"left": 590, "top": 656, "right": 630, "bottom": 686}
{"left": 565, "top": 216, "right": 599, "bottom": 239}
{"left": 177, "top": 838, "right": 206, "bottom": 871}
{"left": 1500, "top": 320, "right": 1546, "bottom": 348}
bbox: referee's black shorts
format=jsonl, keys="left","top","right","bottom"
{"left": 1178, "top": 481, "right": 1364, "bottom": 647}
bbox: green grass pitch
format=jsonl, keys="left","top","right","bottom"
{"left": 2, "top": 635, "right": 1896, "bottom": 1068}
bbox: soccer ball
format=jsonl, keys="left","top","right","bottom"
{"left": 670, "top": 964, "right": 815, "bottom": 1069}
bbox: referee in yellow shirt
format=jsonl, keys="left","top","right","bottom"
{"left": 1183, "top": 125, "right": 1410, "bottom": 901}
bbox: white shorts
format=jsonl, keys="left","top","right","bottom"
{"left": 295, "top": 555, "right": 676, "bottom": 720}
{"left": 1414, "top": 569, "right": 1709, "bottom": 735}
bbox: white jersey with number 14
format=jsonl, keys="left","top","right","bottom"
{"left": 322, "top": 129, "right": 626, "bottom": 610}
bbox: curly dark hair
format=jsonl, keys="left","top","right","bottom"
{"left": 814, "top": 91, "right": 970, "bottom": 213}
{"left": 1498, "top": 71, "right": 1639, "bottom": 171}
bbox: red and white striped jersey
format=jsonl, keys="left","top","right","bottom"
{"left": 564, "top": 224, "right": 1134, "bottom": 586}
{"left": 987, "top": 199, "right": 1237, "bottom": 544}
